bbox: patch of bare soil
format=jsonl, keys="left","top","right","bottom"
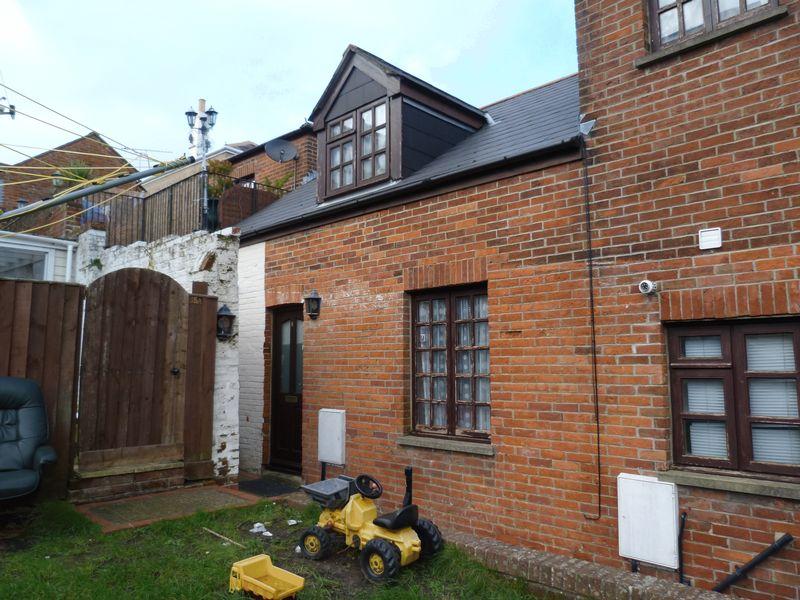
{"left": 236, "top": 514, "right": 369, "bottom": 598}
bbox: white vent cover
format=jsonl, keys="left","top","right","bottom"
{"left": 698, "top": 227, "right": 722, "bottom": 250}
{"left": 318, "top": 409, "right": 346, "bottom": 466}
{"left": 617, "top": 473, "right": 679, "bottom": 569}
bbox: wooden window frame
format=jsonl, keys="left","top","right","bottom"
{"left": 323, "top": 100, "right": 390, "bottom": 200}
{"left": 411, "top": 285, "right": 490, "bottom": 441}
{"left": 647, "top": 0, "right": 778, "bottom": 50}
{"left": 668, "top": 320, "right": 800, "bottom": 477}
{"left": 357, "top": 99, "right": 390, "bottom": 185}
{"left": 326, "top": 135, "right": 356, "bottom": 195}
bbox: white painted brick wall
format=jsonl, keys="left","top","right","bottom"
{"left": 237, "top": 242, "right": 265, "bottom": 473}
{"left": 76, "top": 229, "right": 240, "bottom": 479}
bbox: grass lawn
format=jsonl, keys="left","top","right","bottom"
{"left": 0, "top": 500, "right": 542, "bottom": 599}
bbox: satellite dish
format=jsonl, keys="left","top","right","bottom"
{"left": 264, "top": 138, "right": 298, "bottom": 163}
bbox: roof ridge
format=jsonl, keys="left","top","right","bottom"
{"left": 13, "top": 131, "right": 131, "bottom": 167}
{"left": 481, "top": 72, "right": 578, "bottom": 111}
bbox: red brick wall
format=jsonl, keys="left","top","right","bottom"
{"left": 574, "top": 0, "right": 800, "bottom": 597}
{"left": 253, "top": 3, "right": 800, "bottom": 598}
{"left": 0, "top": 133, "right": 137, "bottom": 239}
{"left": 260, "top": 160, "right": 612, "bottom": 564}
{"left": 231, "top": 132, "right": 316, "bottom": 190}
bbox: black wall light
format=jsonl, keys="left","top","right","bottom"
{"left": 304, "top": 290, "right": 322, "bottom": 320}
{"left": 216, "top": 304, "right": 236, "bottom": 340}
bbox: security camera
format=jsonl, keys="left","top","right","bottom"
{"left": 638, "top": 280, "right": 658, "bottom": 295}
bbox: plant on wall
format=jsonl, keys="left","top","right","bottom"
{"left": 207, "top": 160, "right": 234, "bottom": 199}
{"left": 261, "top": 173, "right": 292, "bottom": 197}
{"left": 58, "top": 161, "right": 95, "bottom": 183}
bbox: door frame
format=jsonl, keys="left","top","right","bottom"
{"left": 268, "top": 304, "right": 304, "bottom": 473}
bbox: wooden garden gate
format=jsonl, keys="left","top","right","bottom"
{"left": 75, "top": 268, "right": 217, "bottom": 486}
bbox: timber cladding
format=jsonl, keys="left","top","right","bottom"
{"left": 0, "top": 279, "right": 83, "bottom": 498}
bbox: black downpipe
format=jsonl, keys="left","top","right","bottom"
{"left": 713, "top": 533, "right": 794, "bottom": 593}
{"left": 580, "top": 137, "right": 603, "bottom": 521}
{"left": 678, "top": 512, "right": 689, "bottom": 585}
{"left": 402, "top": 466, "right": 413, "bottom": 507}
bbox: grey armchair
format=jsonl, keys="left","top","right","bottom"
{"left": 0, "top": 376, "right": 57, "bottom": 500}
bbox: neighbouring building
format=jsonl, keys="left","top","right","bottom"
{"left": 235, "top": 21, "right": 800, "bottom": 598}
{"left": 228, "top": 123, "right": 316, "bottom": 190}
{"left": 0, "top": 132, "right": 140, "bottom": 240}
{"left": 0, "top": 232, "right": 76, "bottom": 282}
{"left": 140, "top": 141, "right": 256, "bottom": 195}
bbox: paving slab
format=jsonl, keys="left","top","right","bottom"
{"left": 76, "top": 485, "right": 261, "bottom": 533}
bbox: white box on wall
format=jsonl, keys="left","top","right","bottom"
{"left": 617, "top": 473, "right": 679, "bottom": 569}
{"left": 698, "top": 227, "right": 722, "bottom": 250}
{"left": 318, "top": 409, "right": 346, "bottom": 466}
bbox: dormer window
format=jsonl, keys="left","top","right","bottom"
{"left": 311, "top": 48, "right": 486, "bottom": 203}
{"left": 325, "top": 100, "right": 390, "bottom": 196}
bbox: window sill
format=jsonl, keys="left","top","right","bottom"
{"left": 397, "top": 434, "right": 495, "bottom": 456}
{"left": 635, "top": 5, "right": 788, "bottom": 69}
{"left": 658, "top": 468, "right": 800, "bottom": 501}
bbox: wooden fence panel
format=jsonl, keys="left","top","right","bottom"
{"left": 184, "top": 291, "right": 217, "bottom": 481}
{"left": 0, "top": 279, "right": 83, "bottom": 498}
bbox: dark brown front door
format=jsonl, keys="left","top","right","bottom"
{"left": 270, "top": 306, "right": 303, "bottom": 472}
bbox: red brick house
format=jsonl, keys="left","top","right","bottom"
{"left": 237, "top": 1, "right": 800, "bottom": 591}
{"left": 0, "top": 132, "right": 139, "bottom": 240}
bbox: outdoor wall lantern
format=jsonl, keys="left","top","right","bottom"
{"left": 304, "top": 290, "right": 322, "bottom": 320}
{"left": 216, "top": 304, "right": 236, "bottom": 340}
{"left": 185, "top": 107, "right": 198, "bottom": 128}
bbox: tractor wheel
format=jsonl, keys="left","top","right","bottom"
{"left": 300, "top": 526, "right": 332, "bottom": 560}
{"left": 359, "top": 538, "right": 401, "bottom": 582}
{"left": 413, "top": 518, "right": 444, "bottom": 558}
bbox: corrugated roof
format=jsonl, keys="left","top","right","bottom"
{"left": 239, "top": 73, "right": 580, "bottom": 241}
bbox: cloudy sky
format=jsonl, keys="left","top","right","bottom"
{"left": 0, "top": 0, "right": 577, "bottom": 170}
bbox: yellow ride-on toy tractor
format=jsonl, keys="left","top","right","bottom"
{"left": 299, "top": 466, "right": 443, "bottom": 581}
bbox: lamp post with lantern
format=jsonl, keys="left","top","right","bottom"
{"left": 185, "top": 99, "right": 218, "bottom": 230}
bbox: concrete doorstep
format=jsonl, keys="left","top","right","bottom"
{"left": 447, "top": 532, "right": 723, "bottom": 600}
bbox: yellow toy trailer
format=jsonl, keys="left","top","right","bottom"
{"left": 299, "top": 466, "right": 443, "bottom": 581}
{"left": 229, "top": 554, "right": 304, "bottom": 600}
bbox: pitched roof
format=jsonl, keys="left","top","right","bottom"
{"left": 239, "top": 73, "right": 581, "bottom": 242}
{"left": 310, "top": 45, "right": 486, "bottom": 124}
